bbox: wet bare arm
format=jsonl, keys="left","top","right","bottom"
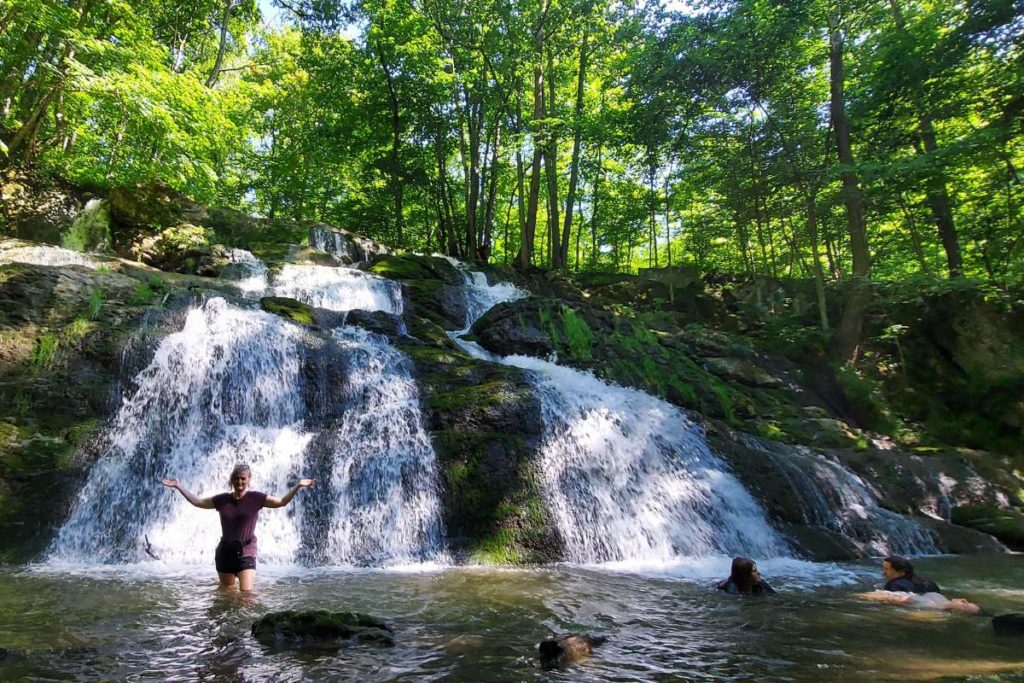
{"left": 265, "top": 478, "right": 316, "bottom": 508}
{"left": 161, "top": 479, "right": 215, "bottom": 509}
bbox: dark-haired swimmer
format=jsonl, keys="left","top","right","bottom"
{"left": 162, "top": 463, "right": 315, "bottom": 591}
{"left": 716, "top": 557, "right": 776, "bottom": 595}
{"left": 858, "top": 556, "right": 980, "bottom": 613}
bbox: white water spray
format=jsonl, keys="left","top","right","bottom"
{"left": 454, "top": 271, "right": 786, "bottom": 563}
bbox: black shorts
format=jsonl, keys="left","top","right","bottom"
{"left": 215, "top": 542, "right": 257, "bottom": 574}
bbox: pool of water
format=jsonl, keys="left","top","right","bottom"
{"left": 2, "top": 555, "right": 1023, "bottom": 681}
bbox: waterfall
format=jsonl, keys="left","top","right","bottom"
{"left": 62, "top": 198, "right": 110, "bottom": 252}
{"left": 271, "top": 264, "right": 403, "bottom": 314}
{"left": 454, "top": 274, "right": 787, "bottom": 563}
{"left": 50, "top": 258, "right": 443, "bottom": 566}
{"left": 735, "top": 435, "right": 939, "bottom": 556}
{"left": 0, "top": 241, "right": 99, "bottom": 268}
{"left": 218, "top": 248, "right": 269, "bottom": 296}
{"left": 313, "top": 326, "right": 445, "bottom": 565}
{"left": 50, "top": 298, "right": 312, "bottom": 564}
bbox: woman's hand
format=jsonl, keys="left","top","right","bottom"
{"left": 297, "top": 478, "right": 316, "bottom": 488}
{"left": 161, "top": 478, "right": 179, "bottom": 489}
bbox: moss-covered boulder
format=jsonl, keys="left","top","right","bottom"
{"left": 398, "top": 331, "right": 562, "bottom": 564}
{"left": 260, "top": 296, "right": 318, "bottom": 327}
{"left": 251, "top": 610, "right": 394, "bottom": 649}
{"left": 468, "top": 296, "right": 841, "bottom": 442}
{"left": 367, "top": 254, "right": 469, "bottom": 330}
{"left": 0, "top": 259, "right": 176, "bottom": 561}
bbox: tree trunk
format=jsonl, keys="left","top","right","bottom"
{"left": 205, "top": 0, "right": 234, "bottom": 87}
{"left": 830, "top": 17, "right": 871, "bottom": 360}
{"left": 544, "top": 46, "right": 560, "bottom": 269}
{"left": 559, "top": 17, "right": 590, "bottom": 270}
{"left": 520, "top": 17, "right": 546, "bottom": 270}
{"left": 887, "top": 0, "right": 962, "bottom": 277}
{"left": 591, "top": 138, "right": 603, "bottom": 268}
{"left": 379, "top": 52, "right": 404, "bottom": 244}
{"left": 803, "top": 189, "right": 830, "bottom": 331}
{"left": 916, "top": 116, "right": 962, "bottom": 276}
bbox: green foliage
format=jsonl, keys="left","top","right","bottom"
{"left": 88, "top": 288, "right": 104, "bottom": 319}
{"left": 0, "top": 0, "right": 1019, "bottom": 284}
{"left": 562, "top": 307, "right": 593, "bottom": 360}
{"left": 32, "top": 333, "right": 59, "bottom": 370}
{"left": 66, "top": 317, "right": 94, "bottom": 342}
{"left": 129, "top": 276, "right": 169, "bottom": 306}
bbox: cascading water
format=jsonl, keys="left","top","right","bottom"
{"left": 453, "top": 274, "right": 787, "bottom": 563}
{"left": 218, "top": 248, "right": 269, "bottom": 296}
{"left": 50, "top": 298, "right": 312, "bottom": 564}
{"left": 271, "top": 264, "right": 403, "bottom": 314}
{"left": 51, "top": 258, "right": 443, "bottom": 566}
{"left": 733, "top": 434, "right": 939, "bottom": 556}
{"left": 312, "top": 326, "right": 445, "bottom": 565}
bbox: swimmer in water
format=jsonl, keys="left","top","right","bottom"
{"left": 858, "top": 556, "right": 980, "bottom": 613}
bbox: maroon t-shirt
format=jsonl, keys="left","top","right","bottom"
{"left": 212, "top": 491, "right": 268, "bottom": 558}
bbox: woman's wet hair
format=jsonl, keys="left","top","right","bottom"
{"left": 730, "top": 556, "right": 758, "bottom": 593}
{"left": 229, "top": 463, "right": 252, "bottom": 486}
{"left": 884, "top": 555, "right": 914, "bottom": 576}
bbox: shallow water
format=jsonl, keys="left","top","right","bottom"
{"left": 2, "top": 556, "right": 1024, "bottom": 681}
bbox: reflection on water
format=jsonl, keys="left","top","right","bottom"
{"left": 2, "top": 556, "right": 1024, "bottom": 681}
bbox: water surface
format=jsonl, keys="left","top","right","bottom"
{"left": 2, "top": 556, "right": 1023, "bottom": 681}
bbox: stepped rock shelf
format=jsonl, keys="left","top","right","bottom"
{"left": 1, "top": 183, "right": 1023, "bottom": 565}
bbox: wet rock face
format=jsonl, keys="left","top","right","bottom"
{"left": 1, "top": 170, "right": 86, "bottom": 245}
{"left": 470, "top": 298, "right": 559, "bottom": 358}
{"left": 309, "top": 225, "right": 391, "bottom": 264}
{"left": 366, "top": 254, "right": 468, "bottom": 330}
{"left": 708, "top": 423, "right": 1008, "bottom": 559}
{"left": 399, "top": 332, "right": 563, "bottom": 564}
{"left": 251, "top": 610, "right": 395, "bottom": 649}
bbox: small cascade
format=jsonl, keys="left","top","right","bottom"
{"left": 50, "top": 298, "right": 312, "bottom": 564}
{"left": 310, "top": 225, "right": 352, "bottom": 259}
{"left": 458, "top": 270, "right": 526, "bottom": 335}
{"left": 218, "top": 248, "right": 269, "bottom": 296}
{"left": 736, "top": 435, "right": 939, "bottom": 556}
{"left": 62, "top": 198, "right": 111, "bottom": 252}
{"left": 271, "top": 264, "right": 403, "bottom": 314}
{"left": 313, "top": 326, "right": 445, "bottom": 565}
{"left": 453, "top": 271, "right": 786, "bottom": 563}
{"left": 0, "top": 241, "right": 100, "bottom": 268}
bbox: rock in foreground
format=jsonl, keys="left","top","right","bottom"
{"left": 251, "top": 610, "right": 394, "bottom": 649}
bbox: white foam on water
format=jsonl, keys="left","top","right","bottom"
{"left": 272, "top": 264, "right": 403, "bottom": 314}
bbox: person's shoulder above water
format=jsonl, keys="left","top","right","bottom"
{"left": 212, "top": 492, "right": 232, "bottom": 509}
{"left": 884, "top": 576, "right": 918, "bottom": 593}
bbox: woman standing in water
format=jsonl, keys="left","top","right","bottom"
{"left": 161, "top": 464, "right": 315, "bottom": 591}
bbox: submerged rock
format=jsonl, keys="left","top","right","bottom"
{"left": 538, "top": 634, "right": 607, "bottom": 668}
{"left": 251, "top": 610, "right": 394, "bottom": 649}
{"left": 992, "top": 613, "right": 1024, "bottom": 636}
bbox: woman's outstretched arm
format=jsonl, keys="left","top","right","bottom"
{"left": 161, "top": 479, "right": 215, "bottom": 509}
{"left": 264, "top": 478, "right": 316, "bottom": 508}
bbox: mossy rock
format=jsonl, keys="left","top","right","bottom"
{"left": 251, "top": 610, "right": 394, "bottom": 649}
{"left": 952, "top": 505, "right": 1024, "bottom": 550}
{"left": 367, "top": 254, "right": 462, "bottom": 284}
{"left": 260, "top": 296, "right": 316, "bottom": 327}
{"left": 433, "top": 430, "right": 559, "bottom": 564}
